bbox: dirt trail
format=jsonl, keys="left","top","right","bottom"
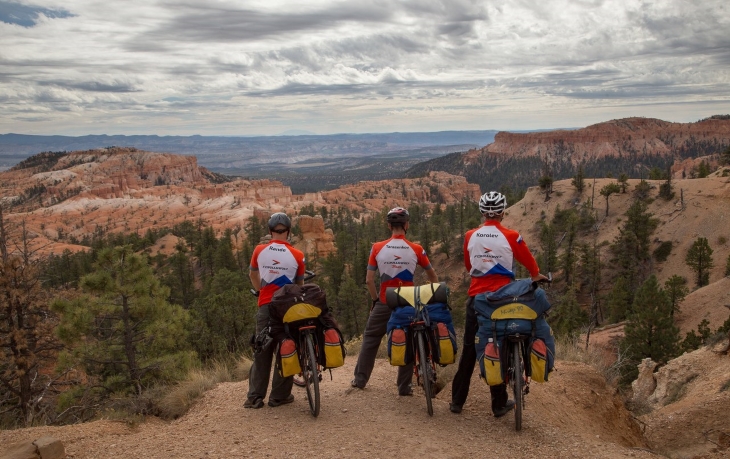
{"left": 1, "top": 356, "right": 658, "bottom": 459}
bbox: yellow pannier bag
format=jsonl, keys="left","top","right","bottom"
{"left": 434, "top": 322, "right": 456, "bottom": 365}
{"left": 483, "top": 339, "right": 503, "bottom": 386}
{"left": 322, "top": 328, "right": 345, "bottom": 369}
{"left": 530, "top": 338, "right": 549, "bottom": 383}
{"left": 387, "top": 328, "right": 410, "bottom": 366}
{"left": 278, "top": 338, "right": 301, "bottom": 377}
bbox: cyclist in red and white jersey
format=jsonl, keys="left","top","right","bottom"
{"left": 351, "top": 207, "right": 439, "bottom": 395}
{"left": 450, "top": 191, "right": 547, "bottom": 416}
{"left": 245, "top": 212, "right": 306, "bottom": 410}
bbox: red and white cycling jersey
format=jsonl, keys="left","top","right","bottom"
{"left": 368, "top": 235, "right": 432, "bottom": 303}
{"left": 250, "top": 240, "right": 306, "bottom": 306}
{"left": 464, "top": 221, "right": 539, "bottom": 296}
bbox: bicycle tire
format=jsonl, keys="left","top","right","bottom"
{"left": 417, "top": 331, "right": 434, "bottom": 416}
{"left": 512, "top": 341, "right": 523, "bottom": 431}
{"left": 303, "top": 332, "right": 320, "bottom": 417}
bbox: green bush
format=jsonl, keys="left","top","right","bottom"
{"left": 653, "top": 241, "right": 673, "bottom": 262}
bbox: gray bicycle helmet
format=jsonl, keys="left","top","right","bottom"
{"left": 268, "top": 212, "right": 292, "bottom": 230}
{"left": 479, "top": 191, "right": 507, "bottom": 217}
{"left": 386, "top": 207, "right": 410, "bottom": 224}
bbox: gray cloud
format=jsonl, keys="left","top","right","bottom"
{"left": 39, "top": 79, "right": 141, "bottom": 93}
{"left": 130, "top": 2, "right": 392, "bottom": 46}
{"left": 0, "top": 0, "right": 728, "bottom": 135}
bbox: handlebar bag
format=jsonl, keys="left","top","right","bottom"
{"left": 474, "top": 279, "right": 551, "bottom": 319}
{"left": 269, "top": 283, "right": 328, "bottom": 323}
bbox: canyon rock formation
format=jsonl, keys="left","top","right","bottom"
{"left": 0, "top": 148, "right": 480, "bottom": 257}
{"left": 468, "top": 116, "right": 730, "bottom": 164}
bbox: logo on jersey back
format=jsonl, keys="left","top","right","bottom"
{"left": 394, "top": 255, "right": 402, "bottom": 261}
{"left": 272, "top": 260, "right": 280, "bottom": 266}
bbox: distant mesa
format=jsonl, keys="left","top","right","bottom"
{"left": 277, "top": 129, "right": 318, "bottom": 136}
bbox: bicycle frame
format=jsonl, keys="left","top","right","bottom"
{"left": 410, "top": 302, "right": 437, "bottom": 416}
{"left": 504, "top": 332, "right": 531, "bottom": 431}
{"left": 294, "top": 320, "right": 321, "bottom": 417}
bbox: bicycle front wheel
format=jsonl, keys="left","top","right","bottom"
{"left": 303, "top": 332, "right": 320, "bottom": 417}
{"left": 417, "top": 331, "right": 434, "bottom": 416}
{"left": 512, "top": 341, "right": 523, "bottom": 431}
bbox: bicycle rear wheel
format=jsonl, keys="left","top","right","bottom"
{"left": 417, "top": 331, "right": 434, "bottom": 416}
{"left": 512, "top": 341, "right": 523, "bottom": 431}
{"left": 303, "top": 333, "right": 320, "bottom": 417}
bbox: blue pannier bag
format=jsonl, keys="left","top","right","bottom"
{"left": 425, "top": 303, "right": 457, "bottom": 365}
{"left": 474, "top": 279, "right": 555, "bottom": 383}
{"left": 386, "top": 306, "right": 415, "bottom": 366}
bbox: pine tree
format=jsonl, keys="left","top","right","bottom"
{"left": 599, "top": 182, "right": 621, "bottom": 217}
{"left": 537, "top": 222, "right": 558, "bottom": 274}
{"left": 539, "top": 175, "right": 553, "bottom": 201}
{"left": 685, "top": 237, "right": 714, "bottom": 287}
{"left": 558, "top": 212, "right": 579, "bottom": 287}
{"left": 335, "top": 272, "right": 368, "bottom": 338}
{"left": 664, "top": 275, "right": 689, "bottom": 317}
{"left": 53, "top": 246, "right": 194, "bottom": 397}
{"left": 721, "top": 145, "right": 730, "bottom": 165}
{"left": 190, "top": 268, "right": 256, "bottom": 360}
{"left": 621, "top": 275, "right": 680, "bottom": 383}
{"left": 571, "top": 165, "right": 585, "bottom": 193}
{"left": 605, "top": 275, "right": 632, "bottom": 323}
{"left": 577, "top": 241, "right": 602, "bottom": 323}
{"left": 611, "top": 200, "right": 658, "bottom": 291}
{"left": 162, "top": 242, "right": 197, "bottom": 308}
{"left": 0, "top": 213, "right": 62, "bottom": 426}
{"left": 550, "top": 288, "right": 588, "bottom": 338}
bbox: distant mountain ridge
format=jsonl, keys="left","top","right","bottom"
{"left": 0, "top": 130, "right": 499, "bottom": 192}
{"left": 0, "top": 130, "right": 498, "bottom": 166}
{"left": 406, "top": 116, "right": 730, "bottom": 193}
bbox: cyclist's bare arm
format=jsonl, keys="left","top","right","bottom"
{"left": 249, "top": 270, "right": 262, "bottom": 291}
{"left": 365, "top": 269, "right": 378, "bottom": 301}
{"left": 425, "top": 266, "right": 438, "bottom": 284}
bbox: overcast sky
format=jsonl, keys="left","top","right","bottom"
{"left": 1, "top": 0, "right": 728, "bottom": 136}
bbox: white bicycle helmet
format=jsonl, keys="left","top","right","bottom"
{"left": 479, "top": 191, "right": 507, "bottom": 217}
{"left": 386, "top": 207, "right": 410, "bottom": 224}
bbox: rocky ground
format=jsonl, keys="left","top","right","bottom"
{"left": 2, "top": 355, "right": 660, "bottom": 459}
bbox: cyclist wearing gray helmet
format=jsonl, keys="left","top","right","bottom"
{"left": 450, "top": 192, "right": 547, "bottom": 416}
{"left": 351, "top": 207, "right": 439, "bottom": 395}
{"left": 245, "top": 212, "right": 306, "bottom": 409}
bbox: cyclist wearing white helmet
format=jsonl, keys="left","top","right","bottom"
{"left": 450, "top": 192, "right": 547, "bottom": 416}
{"left": 351, "top": 206, "right": 439, "bottom": 395}
{"left": 245, "top": 212, "right": 306, "bottom": 409}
